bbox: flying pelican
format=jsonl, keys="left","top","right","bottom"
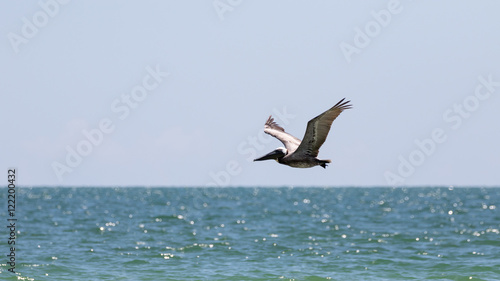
{"left": 254, "top": 98, "right": 352, "bottom": 168}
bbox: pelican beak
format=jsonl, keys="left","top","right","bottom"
{"left": 254, "top": 150, "right": 282, "bottom": 161}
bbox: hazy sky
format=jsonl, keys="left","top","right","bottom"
{"left": 2, "top": 1, "right": 499, "bottom": 187}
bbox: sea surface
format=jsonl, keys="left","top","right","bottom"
{"left": 1, "top": 187, "right": 499, "bottom": 280}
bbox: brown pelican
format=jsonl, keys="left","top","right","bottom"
{"left": 254, "top": 98, "right": 352, "bottom": 168}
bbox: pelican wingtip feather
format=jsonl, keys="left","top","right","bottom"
{"left": 265, "top": 115, "right": 285, "bottom": 132}
{"left": 334, "top": 98, "right": 352, "bottom": 111}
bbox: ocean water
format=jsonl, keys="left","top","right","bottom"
{"left": 1, "top": 187, "right": 499, "bottom": 281}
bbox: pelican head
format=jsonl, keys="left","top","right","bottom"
{"left": 254, "top": 147, "right": 287, "bottom": 162}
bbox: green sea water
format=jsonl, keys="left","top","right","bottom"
{"left": 1, "top": 187, "right": 499, "bottom": 280}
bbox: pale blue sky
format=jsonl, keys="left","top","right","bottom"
{"left": 1, "top": 1, "right": 499, "bottom": 187}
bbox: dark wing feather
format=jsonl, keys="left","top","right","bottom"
{"left": 293, "top": 98, "right": 352, "bottom": 157}
{"left": 263, "top": 116, "right": 301, "bottom": 153}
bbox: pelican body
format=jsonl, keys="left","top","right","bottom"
{"left": 254, "top": 98, "right": 352, "bottom": 169}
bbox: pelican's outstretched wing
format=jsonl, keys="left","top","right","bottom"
{"left": 263, "top": 116, "right": 301, "bottom": 153}
{"left": 293, "top": 98, "right": 352, "bottom": 158}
